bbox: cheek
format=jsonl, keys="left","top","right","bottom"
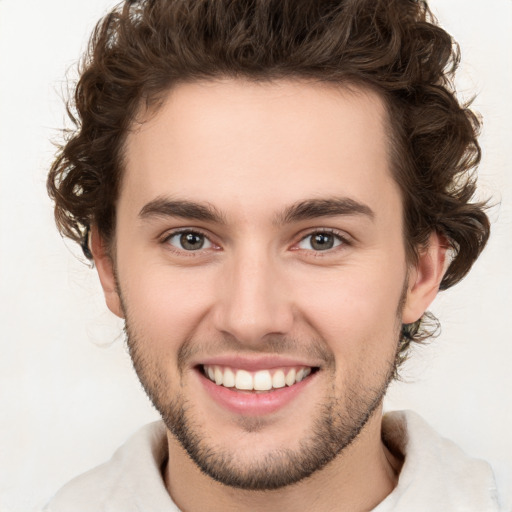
{"left": 293, "top": 262, "right": 405, "bottom": 357}
{"left": 117, "top": 257, "right": 217, "bottom": 348}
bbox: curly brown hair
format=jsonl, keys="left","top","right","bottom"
{"left": 47, "top": 0, "right": 490, "bottom": 353}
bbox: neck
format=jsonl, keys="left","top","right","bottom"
{"left": 164, "top": 407, "right": 402, "bottom": 512}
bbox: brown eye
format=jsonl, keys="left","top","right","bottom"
{"left": 298, "top": 232, "right": 343, "bottom": 251}
{"left": 167, "top": 231, "right": 212, "bottom": 251}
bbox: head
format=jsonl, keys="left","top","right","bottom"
{"left": 48, "top": 0, "right": 489, "bottom": 491}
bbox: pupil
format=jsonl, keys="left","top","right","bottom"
{"left": 181, "top": 233, "right": 204, "bottom": 250}
{"left": 312, "top": 233, "right": 333, "bottom": 250}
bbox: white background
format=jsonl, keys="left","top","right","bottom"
{"left": 0, "top": 1, "right": 510, "bottom": 510}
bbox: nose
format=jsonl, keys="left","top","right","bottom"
{"left": 212, "top": 249, "right": 294, "bottom": 346}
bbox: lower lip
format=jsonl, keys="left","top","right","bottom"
{"left": 197, "top": 369, "right": 316, "bottom": 416}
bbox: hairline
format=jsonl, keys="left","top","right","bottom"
{"left": 103, "top": 76, "right": 418, "bottom": 266}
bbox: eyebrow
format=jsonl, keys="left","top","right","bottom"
{"left": 276, "top": 198, "right": 375, "bottom": 225}
{"left": 138, "top": 196, "right": 374, "bottom": 225}
{"left": 139, "top": 198, "right": 226, "bottom": 224}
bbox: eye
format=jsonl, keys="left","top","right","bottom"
{"left": 165, "top": 231, "right": 213, "bottom": 251}
{"left": 297, "top": 232, "right": 344, "bottom": 251}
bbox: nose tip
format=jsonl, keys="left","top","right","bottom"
{"left": 217, "top": 305, "right": 292, "bottom": 345}
{"left": 212, "top": 258, "right": 294, "bottom": 346}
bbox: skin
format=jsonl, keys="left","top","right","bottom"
{"left": 92, "top": 79, "right": 446, "bottom": 512}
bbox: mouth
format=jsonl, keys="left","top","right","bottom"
{"left": 201, "top": 364, "right": 317, "bottom": 393}
{"left": 194, "top": 357, "right": 321, "bottom": 415}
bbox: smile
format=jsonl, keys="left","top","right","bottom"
{"left": 202, "top": 365, "right": 313, "bottom": 392}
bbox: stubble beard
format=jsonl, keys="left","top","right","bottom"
{"left": 117, "top": 265, "right": 407, "bottom": 491}
{"left": 124, "top": 321, "right": 400, "bottom": 491}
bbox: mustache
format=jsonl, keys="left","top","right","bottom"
{"left": 176, "top": 333, "right": 336, "bottom": 373}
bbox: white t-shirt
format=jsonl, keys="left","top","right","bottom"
{"left": 44, "top": 411, "right": 502, "bottom": 511}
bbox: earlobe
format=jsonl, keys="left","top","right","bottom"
{"left": 402, "top": 233, "right": 447, "bottom": 324}
{"left": 90, "top": 227, "right": 124, "bottom": 319}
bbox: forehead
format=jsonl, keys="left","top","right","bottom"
{"left": 121, "top": 79, "right": 400, "bottom": 222}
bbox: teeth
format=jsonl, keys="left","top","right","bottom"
{"left": 254, "top": 370, "right": 272, "bottom": 391}
{"left": 214, "top": 367, "right": 223, "bottom": 385}
{"left": 223, "top": 367, "right": 235, "bottom": 388}
{"left": 285, "top": 368, "right": 296, "bottom": 386}
{"left": 204, "top": 365, "right": 313, "bottom": 391}
{"left": 272, "top": 370, "right": 286, "bottom": 389}
{"left": 235, "top": 369, "right": 253, "bottom": 390}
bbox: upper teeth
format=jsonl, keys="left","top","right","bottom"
{"left": 204, "top": 365, "right": 312, "bottom": 391}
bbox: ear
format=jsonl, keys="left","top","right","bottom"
{"left": 90, "top": 226, "right": 125, "bottom": 319}
{"left": 402, "top": 232, "right": 447, "bottom": 324}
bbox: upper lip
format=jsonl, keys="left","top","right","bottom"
{"left": 194, "top": 354, "right": 322, "bottom": 372}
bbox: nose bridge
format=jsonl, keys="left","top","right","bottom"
{"left": 214, "top": 242, "right": 293, "bottom": 344}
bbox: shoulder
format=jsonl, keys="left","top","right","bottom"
{"left": 375, "top": 411, "right": 502, "bottom": 512}
{"left": 44, "top": 421, "right": 178, "bottom": 512}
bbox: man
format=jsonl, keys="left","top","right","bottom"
{"left": 44, "top": 0, "right": 501, "bottom": 510}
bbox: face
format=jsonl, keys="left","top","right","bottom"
{"left": 95, "top": 80, "right": 439, "bottom": 490}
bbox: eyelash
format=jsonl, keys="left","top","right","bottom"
{"left": 294, "top": 229, "right": 350, "bottom": 254}
{"left": 161, "top": 229, "right": 218, "bottom": 256}
{"left": 159, "top": 228, "right": 350, "bottom": 256}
